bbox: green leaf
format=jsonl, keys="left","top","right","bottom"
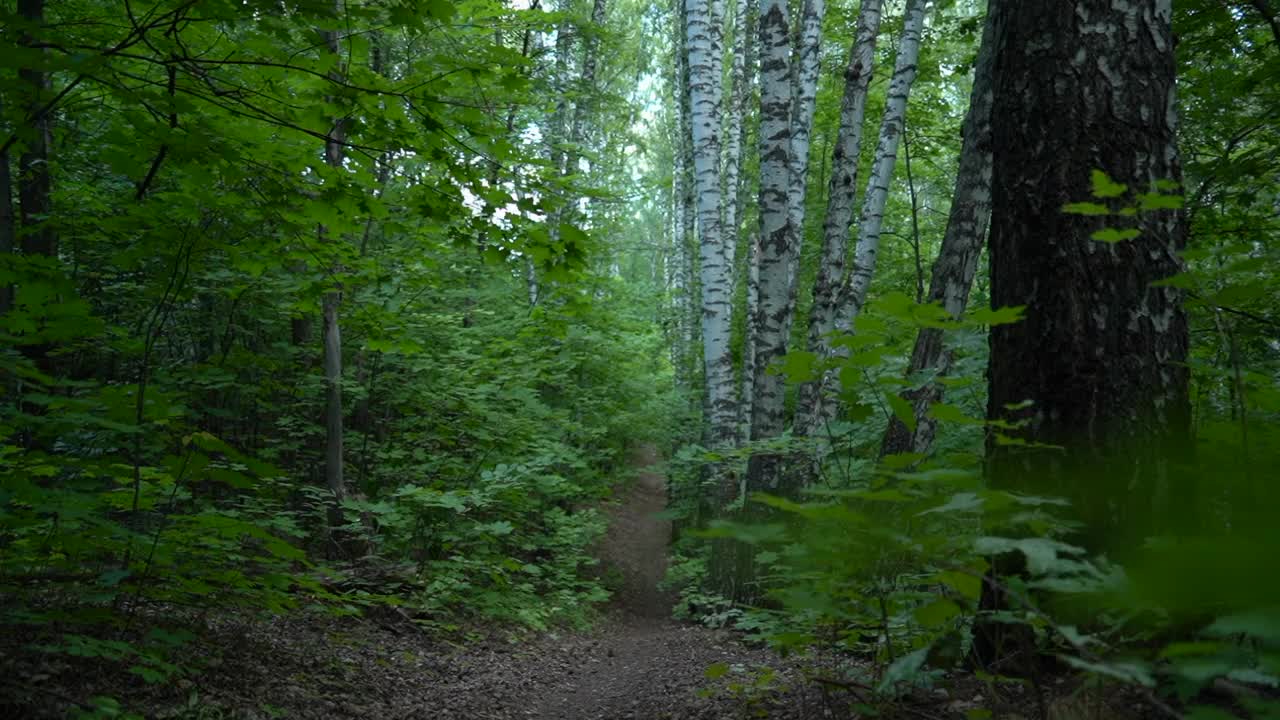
{"left": 885, "top": 392, "right": 917, "bottom": 433}
{"left": 966, "top": 305, "right": 1025, "bottom": 326}
{"left": 935, "top": 570, "right": 983, "bottom": 603}
{"left": 915, "top": 600, "right": 962, "bottom": 628}
{"left": 1138, "top": 192, "right": 1184, "bottom": 210}
{"left": 878, "top": 647, "right": 930, "bottom": 692}
{"left": 1091, "top": 227, "right": 1141, "bottom": 243}
{"left": 1063, "top": 202, "right": 1111, "bottom": 216}
{"left": 778, "top": 351, "right": 820, "bottom": 383}
{"left": 704, "top": 662, "right": 730, "bottom": 680}
{"left": 1090, "top": 170, "right": 1128, "bottom": 198}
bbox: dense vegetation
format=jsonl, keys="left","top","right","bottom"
{"left": 1, "top": 0, "right": 1277, "bottom": 718}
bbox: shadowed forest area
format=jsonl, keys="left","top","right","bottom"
{"left": 1, "top": 0, "right": 1278, "bottom": 718}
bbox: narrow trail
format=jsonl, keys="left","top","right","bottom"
{"left": 523, "top": 445, "right": 810, "bottom": 719}
{"left": 118, "top": 446, "right": 821, "bottom": 720}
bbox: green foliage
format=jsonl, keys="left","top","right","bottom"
{"left": 1, "top": 0, "right": 668, "bottom": 713}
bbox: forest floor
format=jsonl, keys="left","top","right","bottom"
{"left": 3, "top": 448, "right": 817, "bottom": 719}
{"left": 7, "top": 447, "right": 1124, "bottom": 719}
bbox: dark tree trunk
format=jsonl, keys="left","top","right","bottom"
{"left": 17, "top": 0, "right": 55, "bottom": 263}
{"left": 975, "top": 0, "right": 1192, "bottom": 670}
{"left": 880, "top": 1, "right": 1000, "bottom": 459}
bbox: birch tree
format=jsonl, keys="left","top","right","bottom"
{"left": 841, "top": 0, "right": 926, "bottom": 330}
{"left": 566, "top": 0, "right": 608, "bottom": 180}
{"left": 799, "top": 0, "right": 926, "bottom": 434}
{"left": 744, "top": 0, "right": 795, "bottom": 491}
{"left": 881, "top": 2, "right": 1000, "bottom": 457}
{"left": 686, "top": 0, "right": 737, "bottom": 452}
{"left": 795, "top": 0, "right": 884, "bottom": 435}
{"left": 721, "top": 0, "right": 753, "bottom": 284}
{"left": 784, "top": 0, "right": 825, "bottom": 304}
{"left": 723, "top": 0, "right": 759, "bottom": 440}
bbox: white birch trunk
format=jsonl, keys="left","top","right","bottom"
{"left": 744, "top": 0, "right": 795, "bottom": 492}
{"left": 881, "top": 3, "right": 1000, "bottom": 457}
{"left": 566, "top": 0, "right": 608, "bottom": 179}
{"left": 841, "top": 0, "right": 926, "bottom": 324}
{"left": 686, "top": 0, "right": 737, "bottom": 451}
{"left": 783, "top": 0, "right": 825, "bottom": 305}
{"left": 725, "top": 0, "right": 758, "bottom": 442}
{"left": 795, "top": 0, "right": 884, "bottom": 436}
{"left": 803, "top": 0, "right": 925, "bottom": 433}
{"left": 721, "top": 0, "right": 753, "bottom": 277}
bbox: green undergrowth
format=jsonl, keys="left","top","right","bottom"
{"left": 666, "top": 280, "right": 1280, "bottom": 719}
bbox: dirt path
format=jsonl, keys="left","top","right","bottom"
{"left": 593, "top": 444, "right": 674, "bottom": 617}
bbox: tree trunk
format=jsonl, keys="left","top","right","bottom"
{"left": 744, "top": 0, "right": 795, "bottom": 493}
{"left": 795, "top": 0, "right": 884, "bottom": 436}
{"left": 974, "top": 0, "right": 1190, "bottom": 670}
{"left": 783, "top": 0, "right": 825, "bottom": 306}
{"left": 801, "top": 0, "right": 925, "bottom": 436}
{"left": 320, "top": 22, "right": 348, "bottom": 522}
{"left": 565, "top": 0, "right": 608, "bottom": 181}
{"left": 881, "top": 2, "right": 1000, "bottom": 458}
{"left": 725, "top": 0, "right": 757, "bottom": 441}
{"left": 675, "top": 0, "right": 700, "bottom": 399}
{"left": 841, "top": 0, "right": 926, "bottom": 324}
{"left": 17, "top": 0, "right": 55, "bottom": 263}
{"left": 721, "top": 0, "right": 754, "bottom": 291}
{"left": 686, "top": 0, "right": 736, "bottom": 454}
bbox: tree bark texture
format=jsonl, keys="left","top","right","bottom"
{"left": 784, "top": 0, "right": 825, "bottom": 306}
{"left": 841, "top": 0, "right": 926, "bottom": 325}
{"left": 721, "top": 0, "right": 753, "bottom": 287}
{"left": 984, "top": 0, "right": 1190, "bottom": 545}
{"left": 686, "top": 0, "right": 737, "bottom": 453}
{"left": 726, "top": 0, "right": 759, "bottom": 442}
{"left": 881, "top": 2, "right": 1001, "bottom": 458}
{"left": 795, "top": 0, "right": 884, "bottom": 436}
{"left": 744, "top": 0, "right": 795, "bottom": 493}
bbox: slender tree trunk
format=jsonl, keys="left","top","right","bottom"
{"left": 744, "top": 0, "right": 795, "bottom": 493}
{"left": 783, "top": 0, "right": 825, "bottom": 306}
{"left": 725, "top": 0, "right": 758, "bottom": 441}
{"left": 794, "top": 0, "right": 883, "bottom": 435}
{"left": 721, "top": 0, "right": 753, "bottom": 287}
{"left": 881, "top": 2, "right": 1000, "bottom": 458}
{"left": 739, "top": 228, "right": 760, "bottom": 439}
{"left": 675, "top": 0, "right": 700, "bottom": 398}
{"left": 549, "top": 7, "right": 577, "bottom": 179}
{"left": 17, "top": 0, "right": 55, "bottom": 263}
{"left": 974, "top": 0, "right": 1190, "bottom": 670}
{"left": 319, "top": 22, "right": 347, "bottom": 523}
{"left": 565, "top": 0, "right": 608, "bottom": 180}
{"left": 686, "top": 0, "right": 736, "bottom": 454}
{"left": 841, "top": 0, "right": 925, "bottom": 324}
